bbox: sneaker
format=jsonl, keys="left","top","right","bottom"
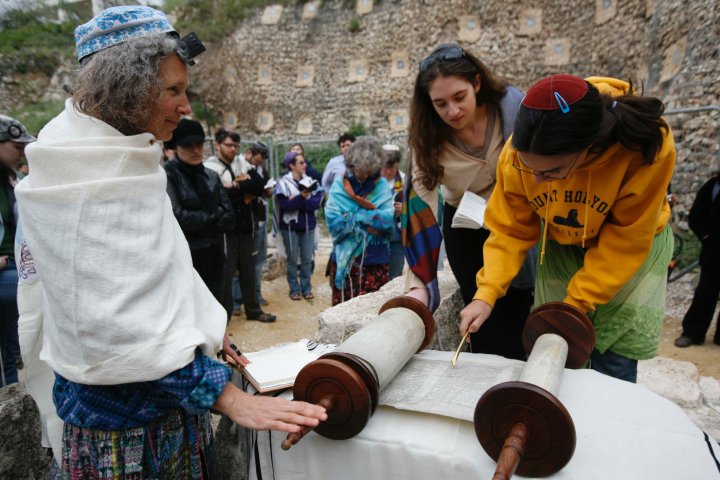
{"left": 247, "top": 312, "right": 277, "bottom": 323}
{"left": 674, "top": 335, "right": 702, "bottom": 348}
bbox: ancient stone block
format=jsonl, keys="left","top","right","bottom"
{"left": 0, "top": 384, "right": 51, "bottom": 479}
{"left": 595, "top": 0, "right": 617, "bottom": 25}
{"left": 257, "top": 65, "right": 272, "bottom": 85}
{"left": 390, "top": 51, "right": 409, "bottom": 78}
{"left": 518, "top": 9, "right": 542, "bottom": 36}
{"left": 223, "top": 112, "right": 238, "bottom": 128}
{"left": 297, "top": 114, "right": 313, "bottom": 135}
{"left": 544, "top": 38, "right": 571, "bottom": 66}
{"left": 660, "top": 36, "right": 687, "bottom": 83}
{"left": 354, "top": 110, "right": 372, "bottom": 129}
{"left": 296, "top": 65, "right": 315, "bottom": 87}
{"left": 356, "top": 0, "right": 374, "bottom": 15}
{"left": 389, "top": 109, "right": 409, "bottom": 132}
{"left": 347, "top": 59, "right": 369, "bottom": 83}
{"left": 257, "top": 111, "right": 274, "bottom": 132}
{"left": 458, "top": 15, "right": 481, "bottom": 43}
{"left": 302, "top": 0, "right": 321, "bottom": 20}
{"left": 260, "top": 5, "right": 284, "bottom": 24}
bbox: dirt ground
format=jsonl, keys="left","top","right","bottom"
{"left": 227, "top": 243, "right": 720, "bottom": 380}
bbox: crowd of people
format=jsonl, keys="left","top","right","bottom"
{"left": 0, "top": 3, "right": 718, "bottom": 479}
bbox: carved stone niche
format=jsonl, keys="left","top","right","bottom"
{"left": 390, "top": 52, "right": 409, "bottom": 78}
{"left": 348, "top": 59, "right": 369, "bottom": 83}
{"left": 356, "top": 0, "right": 373, "bottom": 15}
{"left": 302, "top": 0, "right": 321, "bottom": 20}
{"left": 257, "top": 65, "right": 272, "bottom": 85}
{"left": 458, "top": 15, "right": 481, "bottom": 43}
{"left": 257, "top": 111, "right": 274, "bottom": 132}
{"left": 297, "top": 114, "right": 313, "bottom": 135}
{"left": 544, "top": 38, "right": 571, "bottom": 66}
{"left": 355, "top": 111, "right": 372, "bottom": 129}
{"left": 660, "top": 36, "right": 687, "bottom": 83}
{"left": 224, "top": 65, "right": 237, "bottom": 85}
{"left": 389, "top": 109, "right": 408, "bottom": 132}
{"left": 518, "top": 9, "right": 542, "bottom": 36}
{"left": 296, "top": 65, "right": 315, "bottom": 87}
{"left": 595, "top": 0, "right": 616, "bottom": 25}
{"left": 261, "top": 5, "right": 284, "bottom": 25}
{"left": 223, "top": 112, "right": 238, "bottom": 129}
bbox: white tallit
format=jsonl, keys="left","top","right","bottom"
{"left": 15, "top": 99, "right": 226, "bottom": 455}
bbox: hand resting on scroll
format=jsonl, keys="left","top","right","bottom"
{"left": 213, "top": 383, "right": 328, "bottom": 433}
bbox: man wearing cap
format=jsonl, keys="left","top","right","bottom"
{"left": 206, "top": 131, "right": 276, "bottom": 322}
{"left": 0, "top": 114, "right": 35, "bottom": 387}
{"left": 163, "top": 118, "right": 235, "bottom": 302}
{"left": 14, "top": 6, "right": 325, "bottom": 475}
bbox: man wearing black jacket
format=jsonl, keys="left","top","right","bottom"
{"left": 206, "top": 129, "right": 276, "bottom": 322}
{"left": 163, "top": 119, "right": 235, "bottom": 303}
{"left": 675, "top": 171, "right": 720, "bottom": 347}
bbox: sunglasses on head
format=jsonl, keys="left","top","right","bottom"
{"left": 419, "top": 45, "right": 465, "bottom": 73}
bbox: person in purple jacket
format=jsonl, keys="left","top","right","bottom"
{"left": 276, "top": 152, "right": 323, "bottom": 300}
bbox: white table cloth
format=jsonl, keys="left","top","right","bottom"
{"left": 246, "top": 350, "right": 720, "bottom": 479}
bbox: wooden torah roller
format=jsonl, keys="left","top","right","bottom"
{"left": 474, "top": 302, "right": 595, "bottom": 479}
{"left": 281, "top": 295, "right": 435, "bottom": 449}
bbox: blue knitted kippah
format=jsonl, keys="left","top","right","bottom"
{"left": 74, "top": 6, "right": 176, "bottom": 61}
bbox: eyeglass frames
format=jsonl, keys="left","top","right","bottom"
{"left": 419, "top": 45, "right": 465, "bottom": 73}
{"left": 512, "top": 149, "right": 586, "bottom": 180}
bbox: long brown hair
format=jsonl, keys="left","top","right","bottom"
{"left": 408, "top": 45, "right": 507, "bottom": 190}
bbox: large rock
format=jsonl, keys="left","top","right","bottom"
{"left": 316, "top": 263, "right": 463, "bottom": 351}
{"left": 0, "top": 383, "right": 51, "bottom": 479}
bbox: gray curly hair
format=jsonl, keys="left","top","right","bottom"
{"left": 346, "top": 136, "right": 386, "bottom": 176}
{"left": 71, "top": 34, "right": 178, "bottom": 136}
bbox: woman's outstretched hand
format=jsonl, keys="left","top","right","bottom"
{"left": 213, "top": 383, "right": 328, "bottom": 433}
{"left": 459, "top": 299, "right": 493, "bottom": 338}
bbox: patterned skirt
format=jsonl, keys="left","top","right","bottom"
{"left": 330, "top": 260, "right": 390, "bottom": 306}
{"left": 60, "top": 410, "right": 213, "bottom": 480}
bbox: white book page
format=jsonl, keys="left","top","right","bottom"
{"left": 243, "top": 341, "right": 330, "bottom": 390}
{"left": 451, "top": 191, "right": 486, "bottom": 229}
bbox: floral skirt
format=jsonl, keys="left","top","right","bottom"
{"left": 60, "top": 410, "right": 212, "bottom": 479}
{"left": 330, "top": 260, "right": 390, "bottom": 306}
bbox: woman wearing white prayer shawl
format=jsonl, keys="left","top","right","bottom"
{"left": 14, "top": 6, "right": 326, "bottom": 478}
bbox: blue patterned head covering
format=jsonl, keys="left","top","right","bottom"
{"left": 74, "top": 6, "right": 177, "bottom": 62}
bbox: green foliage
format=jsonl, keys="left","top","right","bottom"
{"left": 191, "top": 101, "right": 220, "bottom": 131}
{"left": 347, "top": 117, "right": 377, "bottom": 137}
{"left": 165, "top": 0, "right": 290, "bottom": 42}
{"left": 9, "top": 99, "right": 65, "bottom": 136}
{"left": 347, "top": 17, "right": 361, "bottom": 33}
{"left": 0, "top": 2, "right": 84, "bottom": 74}
{"left": 675, "top": 229, "right": 701, "bottom": 269}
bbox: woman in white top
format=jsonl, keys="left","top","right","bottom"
{"left": 403, "top": 44, "right": 536, "bottom": 360}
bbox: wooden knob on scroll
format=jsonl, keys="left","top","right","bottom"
{"left": 281, "top": 396, "right": 335, "bottom": 450}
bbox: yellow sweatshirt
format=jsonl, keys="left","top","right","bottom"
{"left": 474, "top": 77, "right": 676, "bottom": 313}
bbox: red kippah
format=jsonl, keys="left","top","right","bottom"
{"left": 521, "top": 74, "right": 588, "bottom": 111}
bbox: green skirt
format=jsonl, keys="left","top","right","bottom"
{"left": 535, "top": 225, "right": 672, "bottom": 360}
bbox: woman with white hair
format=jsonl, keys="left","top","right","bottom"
{"left": 15, "top": 6, "right": 325, "bottom": 477}
{"left": 325, "top": 136, "right": 395, "bottom": 305}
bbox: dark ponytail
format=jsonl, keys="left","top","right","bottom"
{"left": 598, "top": 85, "right": 668, "bottom": 164}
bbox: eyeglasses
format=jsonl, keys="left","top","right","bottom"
{"left": 221, "top": 142, "right": 240, "bottom": 149}
{"left": 512, "top": 150, "right": 586, "bottom": 180}
{"left": 419, "top": 45, "right": 465, "bottom": 73}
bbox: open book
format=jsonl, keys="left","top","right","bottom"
{"left": 264, "top": 178, "right": 277, "bottom": 190}
{"left": 241, "top": 340, "right": 332, "bottom": 393}
{"left": 451, "top": 191, "right": 487, "bottom": 230}
{"left": 298, "top": 176, "right": 319, "bottom": 193}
